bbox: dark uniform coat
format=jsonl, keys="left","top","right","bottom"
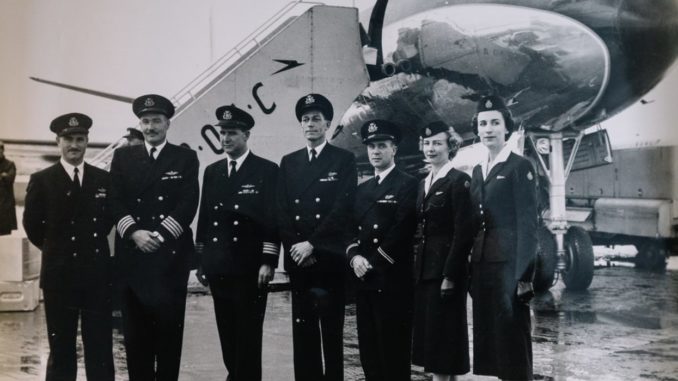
{"left": 109, "top": 142, "right": 199, "bottom": 381}
{"left": 277, "top": 143, "right": 357, "bottom": 381}
{"left": 0, "top": 157, "right": 17, "bottom": 234}
{"left": 196, "top": 152, "right": 279, "bottom": 381}
{"left": 412, "top": 167, "right": 473, "bottom": 375}
{"left": 346, "top": 168, "right": 417, "bottom": 381}
{"left": 470, "top": 151, "right": 537, "bottom": 380}
{"left": 23, "top": 162, "right": 114, "bottom": 381}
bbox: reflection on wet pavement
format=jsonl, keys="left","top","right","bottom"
{"left": 1, "top": 266, "right": 676, "bottom": 380}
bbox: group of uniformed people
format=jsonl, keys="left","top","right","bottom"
{"left": 23, "top": 90, "right": 537, "bottom": 381}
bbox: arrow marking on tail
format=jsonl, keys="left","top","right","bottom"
{"left": 272, "top": 59, "right": 304, "bottom": 75}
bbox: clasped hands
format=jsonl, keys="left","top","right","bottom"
{"left": 131, "top": 230, "right": 162, "bottom": 253}
{"left": 291, "top": 241, "right": 317, "bottom": 267}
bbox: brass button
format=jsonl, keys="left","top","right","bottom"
{"left": 213, "top": 237, "right": 218, "bottom": 242}
{"left": 233, "top": 221, "right": 239, "bottom": 226}
{"left": 213, "top": 222, "right": 219, "bottom": 226}
{"left": 295, "top": 216, "right": 300, "bottom": 221}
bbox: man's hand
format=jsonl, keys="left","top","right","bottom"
{"left": 516, "top": 281, "right": 534, "bottom": 304}
{"left": 195, "top": 242, "right": 204, "bottom": 256}
{"left": 351, "top": 255, "right": 372, "bottom": 279}
{"left": 131, "top": 230, "right": 161, "bottom": 253}
{"left": 290, "top": 241, "right": 314, "bottom": 265}
{"left": 258, "top": 264, "right": 274, "bottom": 289}
{"left": 299, "top": 254, "right": 317, "bottom": 268}
{"left": 440, "top": 278, "right": 455, "bottom": 299}
{"left": 196, "top": 266, "right": 209, "bottom": 287}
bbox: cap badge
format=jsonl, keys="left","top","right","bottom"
{"left": 223, "top": 110, "right": 232, "bottom": 120}
{"left": 425, "top": 128, "right": 432, "bottom": 136}
{"left": 305, "top": 95, "right": 315, "bottom": 105}
{"left": 368, "top": 122, "right": 378, "bottom": 133}
{"left": 68, "top": 117, "right": 79, "bottom": 127}
{"left": 485, "top": 99, "right": 493, "bottom": 109}
{"left": 144, "top": 97, "right": 155, "bottom": 107}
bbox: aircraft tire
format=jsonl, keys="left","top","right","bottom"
{"left": 534, "top": 226, "right": 557, "bottom": 293}
{"left": 562, "top": 226, "right": 594, "bottom": 291}
{"left": 635, "top": 240, "right": 668, "bottom": 272}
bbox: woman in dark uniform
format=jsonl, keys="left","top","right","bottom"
{"left": 469, "top": 95, "right": 537, "bottom": 380}
{"left": 412, "top": 121, "right": 473, "bottom": 381}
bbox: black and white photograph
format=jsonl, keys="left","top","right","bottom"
{"left": 1, "top": 0, "right": 677, "bottom": 380}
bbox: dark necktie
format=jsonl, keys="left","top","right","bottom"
{"left": 373, "top": 175, "right": 380, "bottom": 189}
{"left": 149, "top": 147, "right": 157, "bottom": 162}
{"left": 310, "top": 148, "right": 317, "bottom": 163}
{"left": 228, "top": 160, "right": 237, "bottom": 178}
{"left": 73, "top": 167, "right": 81, "bottom": 191}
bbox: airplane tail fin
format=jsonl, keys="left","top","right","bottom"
{"left": 167, "top": 4, "right": 369, "bottom": 165}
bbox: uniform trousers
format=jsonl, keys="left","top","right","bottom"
{"left": 121, "top": 279, "right": 188, "bottom": 381}
{"left": 290, "top": 270, "right": 345, "bottom": 381}
{"left": 43, "top": 286, "right": 114, "bottom": 381}
{"left": 208, "top": 275, "right": 268, "bottom": 381}
{"left": 355, "top": 287, "right": 413, "bottom": 381}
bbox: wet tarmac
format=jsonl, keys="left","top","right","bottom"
{"left": 1, "top": 264, "right": 677, "bottom": 380}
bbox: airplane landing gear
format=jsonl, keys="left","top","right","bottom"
{"left": 562, "top": 226, "right": 595, "bottom": 291}
{"left": 534, "top": 225, "right": 557, "bottom": 293}
{"left": 528, "top": 131, "right": 595, "bottom": 292}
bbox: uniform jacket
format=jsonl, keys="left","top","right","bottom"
{"left": 0, "top": 157, "right": 17, "bottom": 233}
{"left": 470, "top": 152, "right": 537, "bottom": 282}
{"left": 277, "top": 144, "right": 357, "bottom": 273}
{"left": 346, "top": 168, "right": 418, "bottom": 291}
{"left": 196, "top": 152, "right": 280, "bottom": 277}
{"left": 109, "top": 143, "right": 199, "bottom": 293}
{"left": 23, "top": 162, "right": 113, "bottom": 290}
{"left": 415, "top": 168, "right": 473, "bottom": 284}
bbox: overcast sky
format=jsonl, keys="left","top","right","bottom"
{"left": 0, "top": 0, "right": 676, "bottom": 148}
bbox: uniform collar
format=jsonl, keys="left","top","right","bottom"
{"left": 375, "top": 163, "right": 396, "bottom": 184}
{"left": 307, "top": 140, "right": 327, "bottom": 160}
{"left": 60, "top": 158, "right": 84, "bottom": 184}
{"left": 481, "top": 143, "right": 512, "bottom": 179}
{"left": 145, "top": 140, "right": 167, "bottom": 157}
{"left": 424, "top": 160, "right": 454, "bottom": 195}
{"left": 226, "top": 149, "right": 250, "bottom": 171}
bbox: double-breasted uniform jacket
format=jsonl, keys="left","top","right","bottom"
{"left": 0, "top": 157, "right": 17, "bottom": 234}
{"left": 277, "top": 144, "right": 357, "bottom": 272}
{"left": 415, "top": 168, "right": 473, "bottom": 285}
{"left": 196, "top": 153, "right": 280, "bottom": 278}
{"left": 109, "top": 143, "right": 199, "bottom": 301}
{"left": 347, "top": 168, "right": 418, "bottom": 291}
{"left": 23, "top": 162, "right": 113, "bottom": 290}
{"left": 470, "top": 151, "right": 537, "bottom": 282}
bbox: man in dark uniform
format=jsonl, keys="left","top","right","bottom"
{"left": 0, "top": 140, "right": 17, "bottom": 235}
{"left": 195, "top": 104, "right": 279, "bottom": 381}
{"left": 346, "top": 120, "right": 418, "bottom": 381}
{"left": 109, "top": 94, "right": 199, "bottom": 381}
{"left": 277, "top": 93, "right": 357, "bottom": 381}
{"left": 23, "top": 113, "right": 115, "bottom": 381}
